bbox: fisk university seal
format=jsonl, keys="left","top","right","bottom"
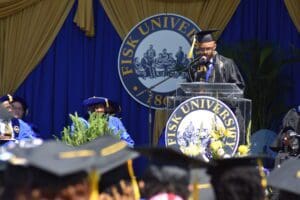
{"left": 118, "top": 14, "right": 201, "bottom": 109}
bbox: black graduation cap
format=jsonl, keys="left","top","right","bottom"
{"left": 0, "top": 141, "right": 95, "bottom": 199}
{"left": 79, "top": 135, "right": 141, "bottom": 198}
{"left": 143, "top": 163, "right": 190, "bottom": 186}
{"left": 82, "top": 96, "right": 121, "bottom": 114}
{"left": 207, "top": 156, "right": 273, "bottom": 176}
{"left": 135, "top": 147, "right": 214, "bottom": 200}
{"left": 12, "top": 140, "right": 96, "bottom": 176}
{"left": 0, "top": 94, "right": 13, "bottom": 103}
{"left": 212, "top": 156, "right": 268, "bottom": 167}
{"left": 267, "top": 158, "right": 300, "bottom": 195}
{"left": 196, "top": 29, "right": 219, "bottom": 43}
{"left": 79, "top": 135, "right": 139, "bottom": 174}
{"left": 135, "top": 146, "right": 213, "bottom": 168}
{"left": 1, "top": 144, "right": 42, "bottom": 188}
{"left": 5, "top": 140, "right": 96, "bottom": 178}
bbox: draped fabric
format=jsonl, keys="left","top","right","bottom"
{"left": 153, "top": 110, "right": 169, "bottom": 145}
{"left": 284, "top": 0, "right": 300, "bottom": 32}
{"left": 15, "top": 1, "right": 150, "bottom": 145}
{"left": 99, "top": 0, "right": 241, "bottom": 144}
{"left": 0, "top": 0, "right": 75, "bottom": 95}
{"left": 99, "top": 0, "right": 240, "bottom": 39}
{"left": 15, "top": 0, "right": 300, "bottom": 145}
{"left": 0, "top": 0, "right": 40, "bottom": 18}
{"left": 74, "top": 0, "right": 95, "bottom": 37}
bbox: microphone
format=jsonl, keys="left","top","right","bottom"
{"left": 199, "top": 55, "right": 207, "bottom": 64}
{"left": 189, "top": 56, "right": 207, "bottom": 67}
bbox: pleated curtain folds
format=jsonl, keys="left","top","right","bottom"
{"left": 0, "top": 0, "right": 75, "bottom": 95}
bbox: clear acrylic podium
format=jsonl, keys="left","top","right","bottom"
{"left": 166, "top": 82, "right": 252, "bottom": 145}
{"left": 176, "top": 82, "right": 244, "bottom": 98}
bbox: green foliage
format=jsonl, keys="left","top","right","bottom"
{"left": 219, "top": 41, "right": 300, "bottom": 132}
{"left": 60, "top": 112, "right": 118, "bottom": 146}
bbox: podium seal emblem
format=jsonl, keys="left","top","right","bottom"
{"left": 165, "top": 96, "right": 240, "bottom": 160}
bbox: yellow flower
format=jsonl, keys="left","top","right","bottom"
{"left": 210, "top": 141, "right": 223, "bottom": 152}
{"left": 180, "top": 144, "right": 203, "bottom": 157}
{"left": 223, "top": 129, "right": 230, "bottom": 137}
{"left": 211, "top": 130, "right": 222, "bottom": 140}
{"left": 238, "top": 145, "right": 249, "bottom": 156}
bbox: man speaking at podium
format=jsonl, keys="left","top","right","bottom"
{"left": 188, "top": 30, "right": 245, "bottom": 90}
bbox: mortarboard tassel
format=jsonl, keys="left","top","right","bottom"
{"left": 257, "top": 159, "right": 267, "bottom": 189}
{"left": 104, "top": 98, "right": 109, "bottom": 108}
{"left": 188, "top": 35, "right": 196, "bottom": 59}
{"left": 127, "top": 159, "right": 140, "bottom": 200}
{"left": 192, "top": 182, "right": 199, "bottom": 200}
{"left": 89, "top": 169, "right": 100, "bottom": 200}
{"left": 7, "top": 94, "right": 13, "bottom": 102}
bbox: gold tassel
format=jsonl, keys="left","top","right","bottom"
{"left": 7, "top": 94, "right": 13, "bottom": 102}
{"left": 127, "top": 159, "right": 140, "bottom": 200}
{"left": 104, "top": 98, "right": 109, "bottom": 108}
{"left": 89, "top": 169, "right": 99, "bottom": 200}
{"left": 188, "top": 35, "right": 196, "bottom": 59}
{"left": 192, "top": 182, "right": 199, "bottom": 200}
{"left": 257, "top": 159, "right": 267, "bottom": 189}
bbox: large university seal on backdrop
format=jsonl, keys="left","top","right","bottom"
{"left": 118, "top": 14, "right": 201, "bottom": 109}
{"left": 165, "top": 96, "right": 240, "bottom": 160}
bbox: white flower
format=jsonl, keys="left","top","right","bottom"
{"left": 217, "top": 148, "right": 225, "bottom": 157}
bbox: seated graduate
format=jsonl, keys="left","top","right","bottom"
{"left": 79, "top": 96, "right": 135, "bottom": 147}
{"left": 187, "top": 29, "right": 245, "bottom": 90}
{"left": 1, "top": 141, "right": 91, "bottom": 200}
{"left": 11, "top": 95, "right": 40, "bottom": 137}
{"left": 0, "top": 94, "right": 36, "bottom": 145}
{"left": 1, "top": 135, "right": 139, "bottom": 200}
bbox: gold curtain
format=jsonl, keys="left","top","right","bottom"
{"left": 99, "top": 0, "right": 240, "bottom": 144}
{"left": 284, "top": 0, "right": 300, "bottom": 32}
{"left": 74, "top": 0, "right": 95, "bottom": 37}
{"left": 0, "top": 0, "right": 40, "bottom": 18}
{"left": 0, "top": 0, "right": 75, "bottom": 95}
{"left": 153, "top": 109, "right": 169, "bottom": 145}
{"left": 99, "top": 0, "right": 240, "bottom": 39}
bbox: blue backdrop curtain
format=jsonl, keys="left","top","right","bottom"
{"left": 15, "top": 0, "right": 300, "bottom": 142}
{"left": 14, "top": 0, "right": 149, "bottom": 143}
{"left": 219, "top": 0, "right": 300, "bottom": 123}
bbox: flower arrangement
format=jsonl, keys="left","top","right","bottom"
{"left": 209, "top": 119, "right": 252, "bottom": 159}
{"left": 60, "top": 112, "right": 118, "bottom": 146}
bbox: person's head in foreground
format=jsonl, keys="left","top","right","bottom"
{"left": 208, "top": 157, "right": 267, "bottom": 200}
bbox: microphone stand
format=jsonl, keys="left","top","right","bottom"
{"left": 136, "top": 57, "right": 202, "bottom": 146}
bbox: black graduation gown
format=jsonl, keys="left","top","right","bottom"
{"left": 188, "top": 54, "right": 245, "bottom": 91}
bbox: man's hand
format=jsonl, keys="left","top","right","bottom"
{"left": 98, "top": 180, "right": 136, "bottom": 200}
